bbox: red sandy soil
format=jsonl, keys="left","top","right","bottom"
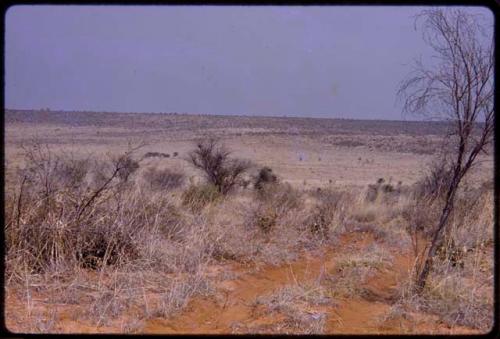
{"left": 5, "top": 232, "right": 478, "bottom": 334}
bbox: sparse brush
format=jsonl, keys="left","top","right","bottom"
{"left": 352, "top": 208, "right": 377, "bottom": 223}
{"left": 5, "top": 133, "right": 493, "bottom": 334}
{"left": 151, "top": 274, "right": 212, "bottom": 319}
{"left": 250, "top": 183, "right": 302, "bottom": 233}
{"left": 116, "top": 157, "right": 140, "bottom": 182}
{"left": 394, "top": 267, "right": 493, "bottom": 332}
{"left": 181, "top": 183, "right": 222, "bottom": 212}
{"left": 394, "top": 182, "right": 494, "bottom": 332}
{"left": 382, "top": 183, "right": 394, "bottom": 193}
{"left": 327, "top": 243, "right": 393, "bottom": 298}
{"left": 6, "top": 142, "right": 149, "bottom": 275}
{"left": 254, "top": 207, "right": 278, "bottom": 233}
{"left": 255, "top": 282, "right": 333, "bottom": 312}
{"left": 447, "top": 185, "right": 493, "bottom": 250}
{"left": 305, "top": 189, "right": 347, "bottom": 240}
{"left": 413, "top": 159, "right": 454, "bottom": 201}
{"left": 401, "top": 199, "right": 439, "bottom": 235}
{"left": 365, "top": 180, "right": 400, "bottom": 203}
{"left": 6, "top": 147, "right": 215, "bottom": 330}
{"left": 142, "top": 167, "right": 185, "bottom": 191}
{"left": 253, "top": 281, "right": 332, "bottom": 334}
{"left": 255, "top": 182, "right": 302, "bottom": 210}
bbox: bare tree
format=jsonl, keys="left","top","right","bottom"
{"left": 397, "top": 8, "right": 494, "bottom": 293}
{"left": 188, "top": 137, "right": 251, "bottom": 194}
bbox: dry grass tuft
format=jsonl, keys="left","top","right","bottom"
{"left": 326, "top": 243, "right": 394, "bottom": 298}
{"left": 181, "top": 183, "right": 222, "bottom": 212}
{"left": 253, "top": 280, "right": 334, "bottom": 334}
{"left": 142, "top": 167, "right": 185, "bottom": 191}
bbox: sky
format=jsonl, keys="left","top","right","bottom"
{"left": 4, "top": 5, "right": 493, "bottom": 120}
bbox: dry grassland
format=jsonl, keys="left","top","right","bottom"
{"left": 4, "top": 109, "right": 494, "bottom": 334}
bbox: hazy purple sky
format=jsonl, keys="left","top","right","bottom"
{"left": 5, "top": 5, "right": 493, "bottom": 119}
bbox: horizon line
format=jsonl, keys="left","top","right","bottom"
{"left": 5, "top": 107, "right": 451, "bottom": 123}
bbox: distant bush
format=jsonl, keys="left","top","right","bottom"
{"left": 181, "top": 183, "right": 222, "bottom": 211}
{"left": 365, "top": 184, "right": 379, "bottom": 202}
{"left": 187, "top": 137, "right": 251, "bottom": 194}
{"left": 365, "top": 177, "right": 401, "bottom": 202}
{"left": 143, "top": 152, "right": 170, "bottom": 159}
{"left": 382, "top": 184, "right": 394, "bottom": 193}
{"left": 143, "top": 167, "right": 185, "bottom": 191}
{"left": 254, "top": 166, "right": 278, "bottom": 190}
{"left": 173, "top": 152, "right": 179, "bottom": 157}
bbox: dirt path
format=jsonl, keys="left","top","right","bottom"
{"left": 142, "top": 231, "right": 473, "bottom": 334}
{"left": 6, "top": 231, "right": 478, "bottom": 334}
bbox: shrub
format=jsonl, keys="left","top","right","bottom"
{"left": 256, "top": 182, "right": 302, "bottom": 212}
{"left": 254, "top": 166, "right": 277, "bottom": 190}
{"left": 76, "top": 222, "right": 139, "bottom": 269}
{"left": 255, "top": 208, "right": 278, "bottom": 233}
{"left": 18, "top": 143, "right": 89, "bottom": 198}
{"left": 401, "top": 199, "right": 441, "bottom": 239}
{"left": 5, "top": 143, "right": 144, "bottom": 274}
{"left": 306, "top": 189, "right": 346, "bottom": 239}
{"left": 173, "top": 152, "right": 179, "bottom": 157}
{"left": 5, "top": 143, "right": 217, "bottom": 328}
{"left": 116, "top": 157, "right": 140, "bottom": 182}
{"left": 365, "top": 178, "right": 398, "bottom": 202}
{"left": 187, "top": 138, "right": 251, "bottom": 194}
{"left": 56, "top": 157, "right": 90, "bottom": 189}
{"left": 143, "top": 152, "right": 170, "bottom": 159}
{"left": 143, "top": 167, "right": 185, "bottom": 191}
{"left": 382, "top": 184, "right": 394, "bottom": 193}
{"left": 181, "top": 184, "right": 222, "bottom": 211}
{"left": 250, "top": 183, "right": 303, "bottom": 233}
{"left": 414, "top": 159, "right": 454, "bottom": 200}
{"left": 365, "top": 184, "right": 379, "bottom": 202}
{"left": 307, "top": 211, "right": 330, "bottom": 239}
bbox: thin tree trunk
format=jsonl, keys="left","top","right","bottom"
{"left": 414, "top": 180, "right": 458, "bottom": 292}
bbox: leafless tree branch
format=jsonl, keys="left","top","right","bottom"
{"left": 397, "top": 8, "right": 494, "bottom": 293}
